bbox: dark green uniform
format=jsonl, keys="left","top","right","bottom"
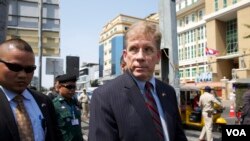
{"left": 53, "top": 95, "right": 83, "bottom": 141}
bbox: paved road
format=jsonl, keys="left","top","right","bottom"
{"left": 185, "top": 129, "right": 222, "bottom": 141}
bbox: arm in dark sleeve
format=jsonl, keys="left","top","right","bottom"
{"left": 88, "top": 89, "right": 119, "bottom": 141}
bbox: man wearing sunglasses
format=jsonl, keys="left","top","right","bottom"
{"left": 0, "top": 38, "right": 62, "bottom": 141}
{"left": 53, "top": 74, "right": 83, "bottom": 141}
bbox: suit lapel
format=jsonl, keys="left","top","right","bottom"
{"left": 28, "top": 89, "right": 48, "bottom": 120}
{"left": 123, "top": 73, "right": 158, "bottom": 139}
{"left": 155, "top": 81, "right": 174, "bottom": 141}
{"left": 0, "top": 89, "right": 20, "bottom": 141}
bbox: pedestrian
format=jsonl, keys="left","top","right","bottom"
{"left": 193, "top": 92, "right": 201, "bottom": 112}
{"left": 241, "top": 89, "right": 250, "bottom": 125}
{"left": 47, "top": 75, "right": 61, "bottom": 100}
{"left": 0, "top": 38, "right": 61, "bottom": 141}
{"left": 120, "top": 55, "right": 126, "bottom": 73}
{"left": 89, "top": 21, "right": 187, "bottom": 141}
{"left": 199, "top": 86, "right": 223, "bottom": 141}
{"left": 52, "top": 74, "right": 83, "bottom": 141}
{"left": 78, "top": 88, "right": 89, "bottom": 121}
{"left": 228, "top": 88, "right": 236, "bottom": 108}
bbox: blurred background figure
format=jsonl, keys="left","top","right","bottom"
{"left": 78, "top": 88, "right": 89, "bottom": 121}
{"left": 193, "top": 92, "right": 201, "bottom": 112}
{"left": 120, "top": 55, "right": 126, "bottom": 73}
{"left": 228, "top": 88, "right": 236, "bottom": 108}
{"left": 47, "top": 75, "right": 61, "bottom": 100}
{"left": 241, "top": 89, "right": 250, "bottom": 125}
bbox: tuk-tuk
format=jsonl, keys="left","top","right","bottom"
{"left": 179, "top": 85, "right": 227, "bottom": 131}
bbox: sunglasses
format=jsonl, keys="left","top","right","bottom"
{"left": 0, "top": 59, "right": 36, "bottom": 73}
{"left": 61, "top": 84, "right": 76, "bottom": 90}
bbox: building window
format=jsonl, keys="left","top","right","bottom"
{"left": 184, "top": 47, "right": 187, "bottom": 60}
{"left": 185, "top": 16, "right": 189, "bottom": 25}
{"left": 185, "top": 68, "right": 190, "bottom": 77}
{"left": 197, "top": 28, "right": 200, "bottom": 40}
{"left": 214, "top": 0, "right": 218, "bottom": 11}
{"left": 192, "top": 68, "right": 196, "bottom": 77}
{"left": 199, "top": 67, "right": 204, "bottom": 74}
{"left": 187, "top": 46, "right": 190, "bottom": 59}
{"left": 179, "top": 19, "right": 182, "bottom": 27}
{"left": 226, "top": 19, "right": 238, "bottom": 54}
{"left": 223, "top": 0, "right": 227, "bottom": 7}
{"left": 192, "top": 13, "right": 195, "bottom": 22}
{"left": 198, "top": 44, "right": 202, "bottom": 57}
{"left": 179, "top": 70, "right": 183, "bottom": 78}
{"left": 232, "top": 0, "right": 237, "bottom": 4}
{"left": 179, "top": 48, "right": 183, "bottom": 60}
{"left": 198, "top": 10, "right": 203, "bottom": 20}
{"left": 201, "top": 43, "right": 205, "bottom": 56}
{"left": 200, "top": 26, "right": 204, "bottom": 39}
{"left": 191, "top": 30, "right": 193, "bottom": 42}
{"left": 191, "top": 45, "right": 195, "bottom": 58}
{"left": 124, "top": 27, "right": 128, "bottom": 30}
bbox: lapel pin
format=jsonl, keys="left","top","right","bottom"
{"left": 41, "top": 103, "right": 46, "bottom": 107}
{"left": 162, "top": 93, "right": 166, "bottom": 97}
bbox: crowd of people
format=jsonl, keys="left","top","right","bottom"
{"left": 0, "top": 20, "right": 249, "bottom": 141}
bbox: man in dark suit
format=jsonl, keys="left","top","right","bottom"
{"left": 89, "top": 21, "right": 187, "bottom": 141}
{"left": 0, "top": 38, "right": 61, "bottom": 141}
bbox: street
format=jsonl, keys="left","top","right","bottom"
{"left": 185, "top": 129, "right": 222, "bottom": 141}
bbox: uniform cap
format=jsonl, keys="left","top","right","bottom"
{"left": 204, "top": 86, "right": 212, "bottom": 93}
{"left": 57, "top": 74, "right": 77, "bottom": 83}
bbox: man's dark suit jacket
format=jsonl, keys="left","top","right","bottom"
{"left": 89, "top": 72, "right": 187, "bottom": 141}
{"left": 0, "top": 88, "right": 62, "bottom": 141}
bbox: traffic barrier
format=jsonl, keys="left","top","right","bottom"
{"left": 229, "top": 104, "right": 235, "bottom": 117}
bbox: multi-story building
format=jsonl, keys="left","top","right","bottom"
{"left": 176, "top": 0, "right": 208, "bottom": 83}
{"left": 205, "top": 0, "right": 250, "bottom": 82}
{"left": 176, "top": 0, "right": 250, "bottom": 99}
{"left": 7, "top": 0, "right": 60, "bottom": 56}
{"left": 77, "top": 63, "right": 99, "bottom": 91}
{"left": 99, "top": 14, "right": 159, "bottom": 83}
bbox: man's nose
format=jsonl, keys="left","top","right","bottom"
{"left": 136, "top": 48, "right": 145, "bottom": 59}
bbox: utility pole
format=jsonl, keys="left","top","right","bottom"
{"left": 0, "top": 0, "right": 9, "bottom": 43}
{"left": 38, "top": 0, "right": 43, "bottom": 91}
{"left": 159, "top": 0, "right": 180, "bottom": 98}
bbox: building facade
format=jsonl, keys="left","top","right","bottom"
{"left": 77, "top": 63, "right": 99, "bottom": 91}
{"left": 176, "top": 0, "right": 209, "bottom": 83}
{"left": 205, "top": 0, "right": 250, "bottom": 82}
{"left": 7, "top": 0, "right": 60, "bottom": 56}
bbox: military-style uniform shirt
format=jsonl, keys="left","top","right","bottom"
{"left": 53, "top": 95, "right": 83, "bottom": 141}
{"left": 199, "top": 92, "right": 222, "bottom": 112}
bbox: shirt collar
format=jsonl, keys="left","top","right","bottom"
{"left": 0, "top": 86, "right": 32, "bottom": 102}
{"left": 132, "top": 76, "right": 156, "bottom": 91}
